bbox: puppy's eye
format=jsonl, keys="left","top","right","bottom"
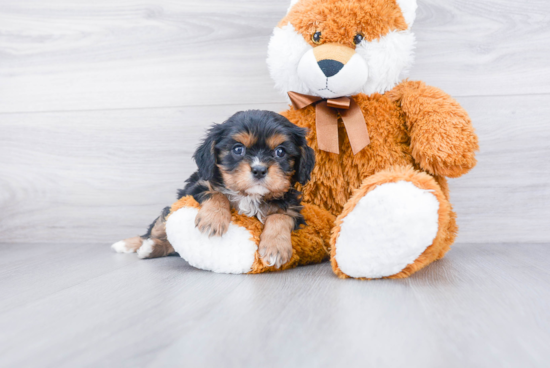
{"left": 353, "top": 33, "right": 364, "bottom": 45}
{"left": 312, "top": 31, "right": 322, "bottom": 44}
{"left": 232, "top": 144, "right": 246, "bottom": 156}
{"left": 274, "top": 147, "right": 286, "bottom": 158}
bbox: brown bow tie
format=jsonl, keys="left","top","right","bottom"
{"left": 288, "top": 91, "right": 370, "bottom": 155}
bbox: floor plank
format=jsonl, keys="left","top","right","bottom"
{"left": 0, "top": 242, "right": 141, "bottom": 313}
{"left": 0, "top": 242, "right": 548, "bottom": 368}
{"left": 1, "top": 0, "right": 549, "bottom": 113}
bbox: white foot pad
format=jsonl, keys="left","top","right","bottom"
{"left": 111, "top": 240, "right": 133, "bottom": 253}
{"left": 335, "top": 181, "right": 440, "bottom": 279}
{"left": 166, "top": 207, "right": 257, "bottom": 274}
{"left": 137, "top": 238, "right": 155, "bottom": 259}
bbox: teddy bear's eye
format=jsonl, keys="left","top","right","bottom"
{"left": 312, "top": 31, "right": 322, "bottom": 44}
{"left": 353, "top": 33, "right": 364, "bottom": 45}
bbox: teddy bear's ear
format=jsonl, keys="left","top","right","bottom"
{"left": 396, "top": 0, "right": 418, "bottom": 28}
{"left": 286, "top": 0, "right": 300, "bottom": 14}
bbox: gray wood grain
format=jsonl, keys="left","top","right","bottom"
{"left": 451, "top": 94, "right": 550, "bottom": 243}
{"left": 0, "top": 242, "right": 548, "bottom": 368}
{"left": 0, "top": 102, "right": 284, "bottom": 243}
{"left": 1, "top": 0, "right": 549, "bottom": 113}
{"left": 1, "top": 95, "right": 549, "bottom": 244}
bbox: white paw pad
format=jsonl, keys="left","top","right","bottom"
{"left": 335, "top": 181, "right": 440, "bottom": 279}
{"left": 166, "top": 208, "right": 257, "bottom": 274}
{"left": 111, "top": 240, "right": 133, "bottom": 254}
{"left": 137, "top": 238, "right": 155, "bottom": 259}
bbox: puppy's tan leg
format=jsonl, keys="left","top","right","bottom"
{"left": 259, "top": 214, "right": 294, "bottom": 268}
{"left": 112, "top": 207, "right": 175, "bottom": 259}
{"left": 137, "top": 216, "right": 175, "bottom": 259}
{"left": 195, "top": 193, "right": 232, "bottom": 237}
{"left": 112, "top": 236, "right": 143, "bottom": 254}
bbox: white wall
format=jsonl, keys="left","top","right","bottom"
{"left": 1, "top": 0, "right": 549, "bottom": 244}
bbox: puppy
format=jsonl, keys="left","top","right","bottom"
{"left": 112, "top": 110, "right": 315, "bottom": 268}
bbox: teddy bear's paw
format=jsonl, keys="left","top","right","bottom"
{"left": 166, "top": 207, "right": 257, "bottom": 274}
{"left": 334, "top": 181, "right": 440, "bottom": 279}
{"left": 111, "top": 236, "right": 143, "bottom": 254}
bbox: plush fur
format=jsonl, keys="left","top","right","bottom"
{"left": 275, "top": 0, "right": 476, "bottom": 279}
{"left": 334, "top": 180, "right": 440, "bottom": 279}
{"left": 268, "top": 0, "right": 416, "bottom": 98}
{"left": 269, "top": 0, "right": 477, "bottom": 279}
{"left": 330, "top": 166, "right": 456, "bottom": 279}
{"left": 117, "top": 0, "right": 478, "bottom": 279}
{"left": 167, "top": 195, "right": 334, "bottom": 274}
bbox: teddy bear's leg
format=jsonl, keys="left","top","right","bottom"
{"left": 331, "top": 166, "right": 456, "bottom": 280}
{"left": 166, "top": 196, "right": 333, "bottom": 274}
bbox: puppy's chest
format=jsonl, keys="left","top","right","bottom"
{"left": 224, "top": 191, "right": 268, "bottom": 222}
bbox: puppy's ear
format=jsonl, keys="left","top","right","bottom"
{"left": 291, "top": 126, "right": 315, "bottom": 185}
{"left": 295, "top": 145, "right": 315, "bottom": 185}
{"left": 194, "top": 124, "right": 225, "bottom": 181}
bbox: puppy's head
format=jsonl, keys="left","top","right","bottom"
{"left": 194, "top": 110, "right": 315, "bottom": 197}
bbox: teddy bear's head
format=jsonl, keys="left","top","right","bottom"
{"left": 267, "top": 0, "right": 417, "bottom": 99}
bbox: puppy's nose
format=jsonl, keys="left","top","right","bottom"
{"left": 318, "top": 59, "right": 344, "bottom": 78}
{"left": 251, "top": 165, "right": 267, "bottom": 179}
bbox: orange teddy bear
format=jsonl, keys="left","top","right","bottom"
{"left": 165, "top": 0, "right": 478, "bottom": 279}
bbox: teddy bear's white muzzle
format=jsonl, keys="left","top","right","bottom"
{"left": 297, "top": 49, "right": 369, "bottom": 99}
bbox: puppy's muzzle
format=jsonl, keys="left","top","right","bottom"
{"left": 314, "top": 43, "right": 355, "bottom": 78}
{"left": 251, "top": 165, "right": 267, "bottom": 180}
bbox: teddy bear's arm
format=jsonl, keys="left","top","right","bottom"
{"left": 390, "top": 81, "right": 479, "bottom": 178}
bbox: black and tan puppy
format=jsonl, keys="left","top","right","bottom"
{"left": 112, "top": 110, "right": 315, "bottom": 268}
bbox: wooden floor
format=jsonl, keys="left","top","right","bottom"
{"left": 1, "top": 242, "right": 549, "bottom": 368}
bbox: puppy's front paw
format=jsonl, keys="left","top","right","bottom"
{"left": 195, "top": 207, "right": 232, "bottom": 237}
{"left": 259, "top": 233, "right": 293, "bottom": 269}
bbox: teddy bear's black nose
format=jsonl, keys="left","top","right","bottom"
{"left": 318, "top": 59, "right": 344, "bottom": 78}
